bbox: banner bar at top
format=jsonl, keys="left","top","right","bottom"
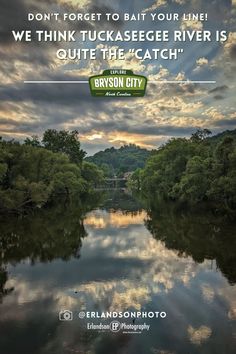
{"left": 24, "top": 80, "right": 216, "bottom": 84}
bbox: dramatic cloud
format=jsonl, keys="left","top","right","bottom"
{"left": 0, "top": 0, "right": 235, "bottom": 154}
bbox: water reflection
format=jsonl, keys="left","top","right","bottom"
{"left": 146, "top": 204, "right": 236, "bottom": 284}
{"left": 0, "top": 191, "right": 235, "bottom": 354}
{"left": 0, "top": 200, "right": 89, "bottom": 304}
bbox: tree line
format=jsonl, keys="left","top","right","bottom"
{"left": 129, "top": 129, "right": 236, "bottom": 214}
{"left": 0, "top": 130, "right": 103, "bottom": 213}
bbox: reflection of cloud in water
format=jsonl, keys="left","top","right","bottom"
{"left": 151, "top": 349, "right": 175, "bottom": 354}
{"left": 5, "top": 208, "right": 236, "bottom": 321}
{"left": 217, "top": 286, "right": 236, "bottom": 320}
{"left": 84, "top": 210, "right": 147, "bottom": 228}
{"left": 2, "top": 278, "right": 79, "bottom": 321}
{"left": 187, "top": 325, "right": 212, "bottom": 345}
{"left": 72, "top": 210, "right": 213, "bottom": 311}
{"left": 201, "top": 284, "right": 215, "bottom": 303}
{"left": 2, "top": 208, "right": 236, "bottom": 354}
{"left": 4, "top": 210, "right": 209, "bottom": 315}
{"left": 110, "top": 286, "right": 150, "bottom": 311}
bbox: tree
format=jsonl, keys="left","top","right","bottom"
{"left": 172, "top": 156, "right": 213, "bottom": 202}
{"left": 86, "top": 144, "right": 150, "bottom": 177}
{"left": 42, "top": 130, "right": 86, "bottom": 164}
{"left": 141, "top": 138, "right": 196, "bottom": 198}
{"left": 127, "top": 168, "right": 143, "bottom": 190}
{"left": 24, "top": 135, "right": 41, "bottom": 147}
{"left": 81, "top": 161, "right": 104, "bottom": 188}
{"left": 191, "top": 128, "right": 212, "bottom": 142}
{"left": 0, "top": 139, "right": 88, "bottom": 212}
{"left": 135, "top": 129, "right": 236, "bottom": 213}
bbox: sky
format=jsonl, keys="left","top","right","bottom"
{"left": 0, "top": 0, "right": 235, "bottom": 155}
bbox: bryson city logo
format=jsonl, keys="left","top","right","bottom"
{"left": 89, "top": 69, "right": 147, "bottom": 97}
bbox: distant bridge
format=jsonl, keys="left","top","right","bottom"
{"left": 100, "top": 177, "right": 129, "bottom": 189}
{"left": 105, "top": 178, "right": 127, "bottom": 181}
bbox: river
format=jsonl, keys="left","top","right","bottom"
{"left": 0, "top": 190, "right": 235, "bottom": 354}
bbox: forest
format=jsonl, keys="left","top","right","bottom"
{"left": 0, "top": 130, "right": 103, "bottom": 213}
{"left": 129, "top": 129, "right": 236, "bottom": 213}
{"left": 1, "top": 128, "right": 236, "bottom": 214}
{"left": 86, "top": 144, "right": 150, "bottom": 177}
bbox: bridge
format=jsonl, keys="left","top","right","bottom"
{"left": 98, "top": 177, "right": 129, "bottom": 189}
{"left": 105, "top": 178, "right": 127, "bottom": 181}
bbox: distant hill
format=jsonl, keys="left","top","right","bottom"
{"left": 86, "top": 144, "right": 150, "bottom": 177}
{"left": 208, "top": 129, "right": 236, "bottom": 143}
{"left": 86, "top": 130, "right": 236, "bottom": 178}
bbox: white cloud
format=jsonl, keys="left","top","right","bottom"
{"left": 196, "top": 57, "right": 209, "bottom": 66}
{"left": 181, "top": 17, "right": 203, "bottom": 30}
{"left": 143, "top": 0, "right": 167, "bottom": 13}
{"left": 193, "top": 57, "right": 209, "bottom": 72}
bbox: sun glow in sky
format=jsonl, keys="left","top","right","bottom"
{"left": 0, "top": 0, "right": 235, "bottom": 154}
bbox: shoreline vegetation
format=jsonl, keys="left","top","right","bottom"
{"left": 128, "top": 129, "right": 236, "bottom": 216}
{"left": 0, "top": 130, "right": 103, "bottom": 214}
{"left": 0, "top": 128, "right": 236, "bottom": 215}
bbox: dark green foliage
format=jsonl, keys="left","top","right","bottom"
{"left": 0, "top": 198, "right": 101, "bottom": 301}
{"left": 81, "top": 161, "right": 104, "bottom": 188}
{"left": 131, "top": 129, "right": 236, "bottom": 212}
{"left": 24, "top": 130, "right": 86, "bottom": 164}
{"left": 190, "top": 128, "right": 212, "bottom": 142}
{"left": 24, "top": 135, "right": 41, "bottom": 147}
{"left": 0, "top": 199, "right": 96, "bottom": 265}
{"left": 86, "top": 144, "right": 150, "bottom": 177}
{"left": 0, "top": 141, "right": 84, "bottom": 212}
{"left": 0, "top": 132, "right": 103, "bottom": 213}
{"left": 42, "top": 129, "right": 86, "bottom": 164}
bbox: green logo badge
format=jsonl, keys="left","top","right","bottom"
{"left": 89, "top": 69, "right": 147, "bottom": 97}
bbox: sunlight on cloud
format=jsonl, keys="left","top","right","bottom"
{"left": 193, "top": 57, "right": 209, "bottom": 72}
{"left": 82, "top": 132, "right": 104, "bottom": 140}
{"left": 107, "top": 131, "right": 158, "bottom": 149}
{"left": 204, "top": 107, "right": 224, "bottom": 121}
{"left": 59, "top": 0, "right": 91, "bottom": 7}
{"left": 143, "top": 0, "right": 167, "bottom": 13}
{"left": 180, "top": 17, "right": 203, "bottom": 30}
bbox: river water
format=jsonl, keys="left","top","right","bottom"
{"left": 0, "top": 190, "right": 235, "bottom": 354}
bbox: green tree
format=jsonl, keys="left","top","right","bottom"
{"left": 172, "top": 156, "right": 213, "bottom": 202}
{"left": 141, "top": 138, "right": 196, "bottom": 198}
{"left": 81, "top": 161, "right": 104, "bottom": 188}
{"left": 0, "top": 140, "right": 86, "bottom": 212}
{"left": 191, "top": 128, "right": 212, "bottom": 142}
{"left": 42, "top": 129, "right": 86, "bottom": 164}
{"left": 137, "top": 129, "right": 236, "bottom": 213}
{"left": 24, "top": 135, "right": 41, "bottom": 147}
{"left": 86, "top": 144, "right": 150, "bottom": 177}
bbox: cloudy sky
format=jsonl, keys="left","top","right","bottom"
{"left": 0, "top": 0, "right": 235, "bottom": 155}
